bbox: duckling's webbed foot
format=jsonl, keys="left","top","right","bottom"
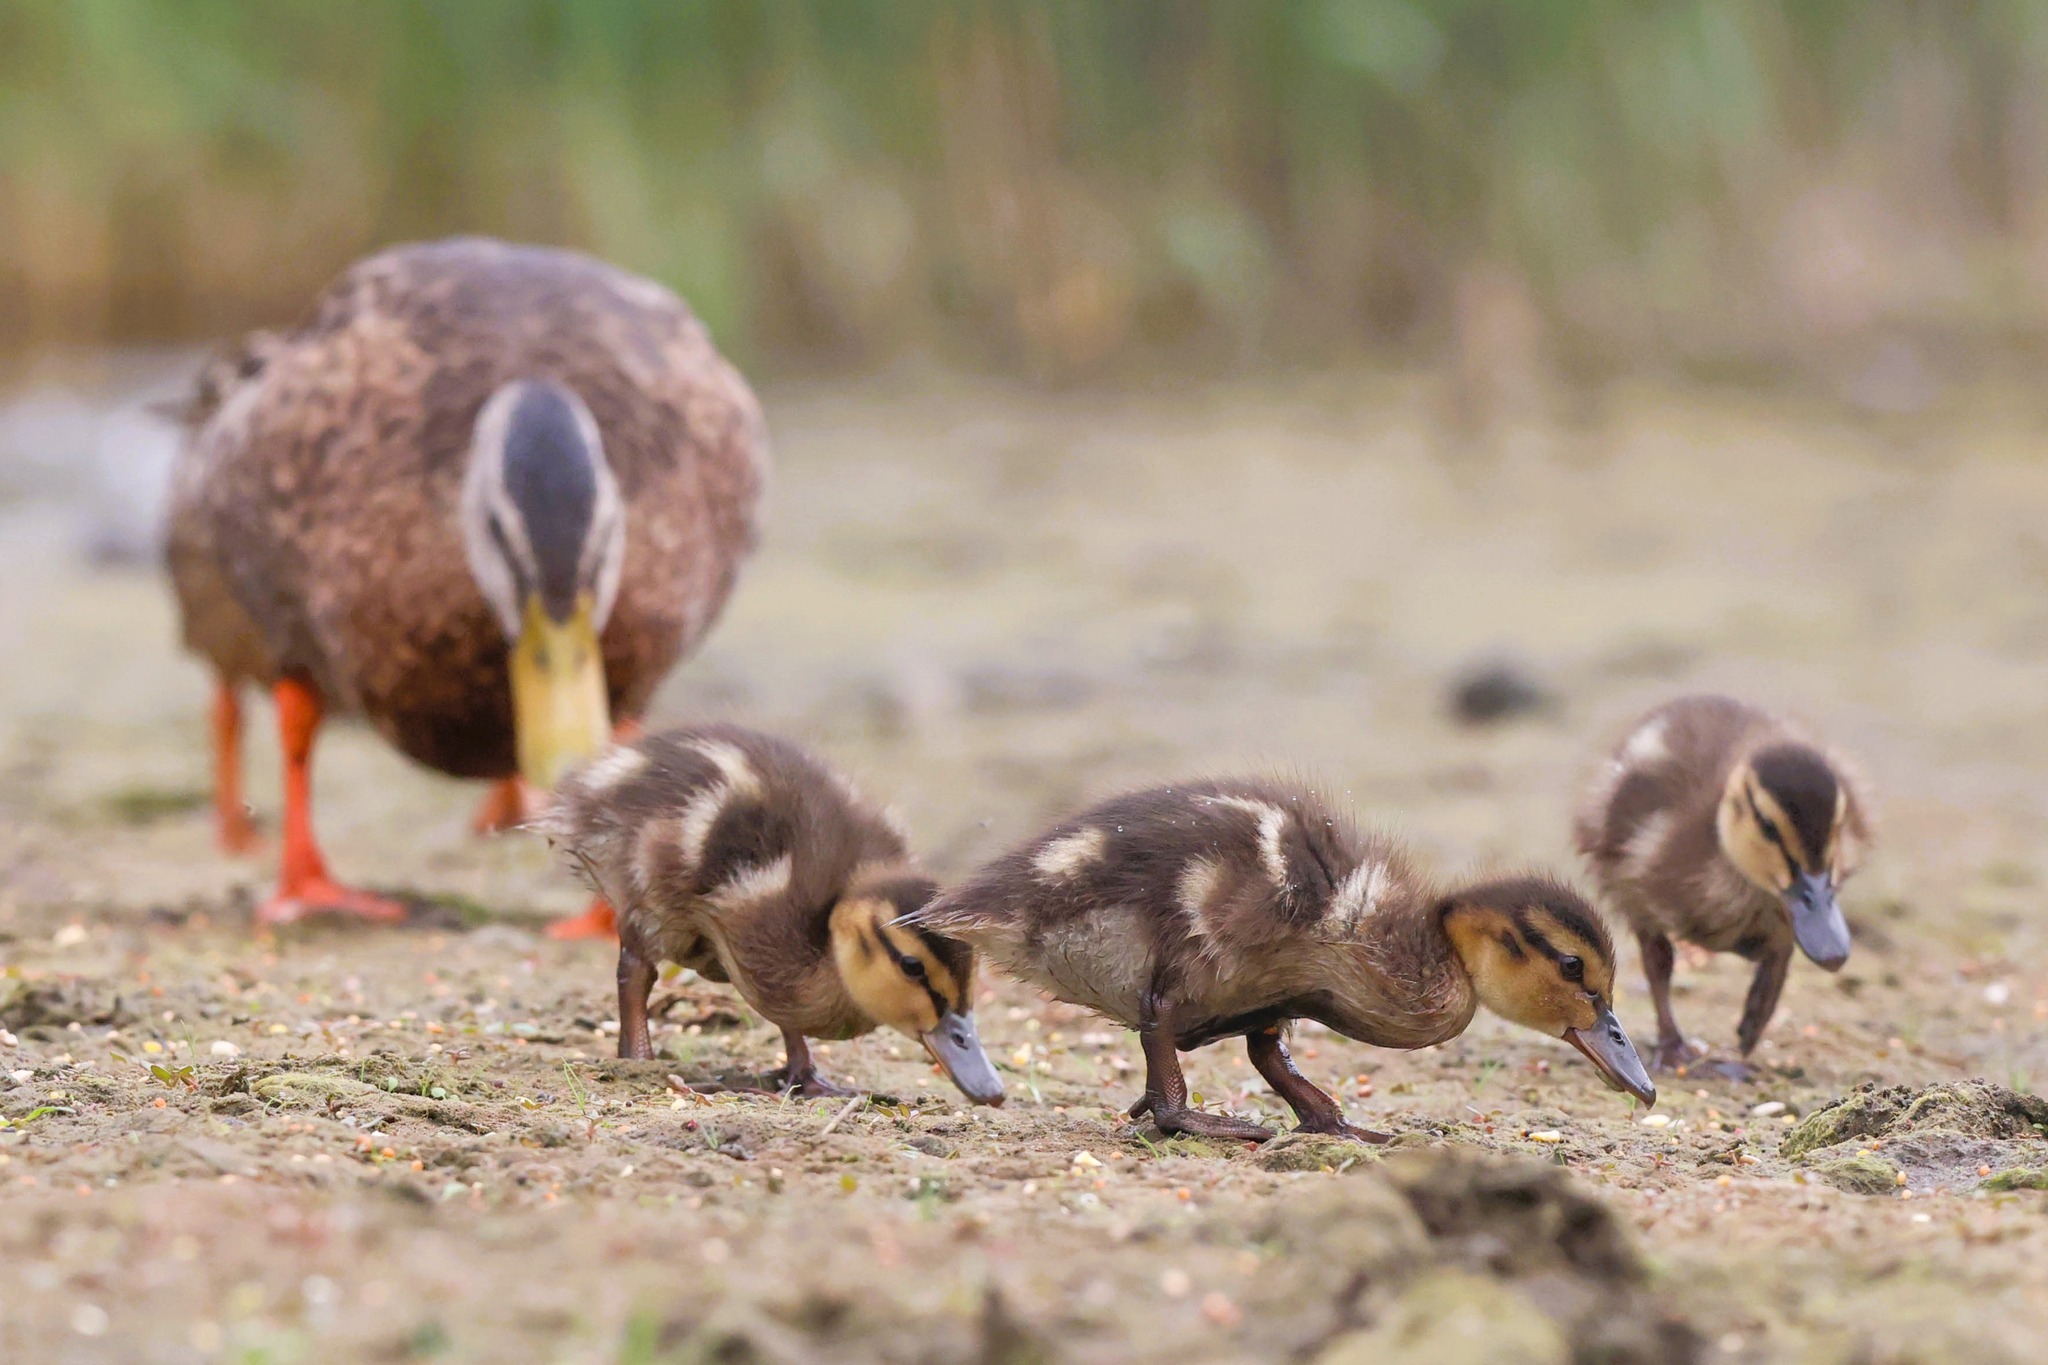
{"left": 1638, "top": 929, "right": 1699, "bottom": 1073}
{"left": 1246, "top": 1028, "right": 1392, "bottom": 1144}
{"left": 772, "top": 1030, "right": 861, "bottom": 1100}
{"left": 1131, "top": 991, "right": 1275, "bottom": 1143}
{"left": 1149, "top": 1104, "right": 1279, "bottom": 1142}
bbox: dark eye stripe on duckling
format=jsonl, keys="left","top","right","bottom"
{"left": 873, "top": 923, "right": 962, "bottom": 1016}
{"left": 1747, "top": 745, "right": 1838, "bottom": 867}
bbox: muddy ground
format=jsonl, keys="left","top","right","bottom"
{"left": 6, "top": 360, "right": 2048, "bottom": 1361}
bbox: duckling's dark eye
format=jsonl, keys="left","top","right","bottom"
{"left": 1559, "top": 955, "right": 1584, "bottom": 983}
{"left": 898, "top": 955, "right": 926, "bottom": 980}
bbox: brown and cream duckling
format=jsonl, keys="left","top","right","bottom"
{"left": 1574, "top": 695, "right": 1871, "bottom": 1074}
{"left": 541, "top": 724, "right": 1004, "bottom": 1105}
{"left": 911, "top": 779, "right": 1653, "bottom": 1143}
{"left": 165, "top": 237, "right": 765, "bottom": 930}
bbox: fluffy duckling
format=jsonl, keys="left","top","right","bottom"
{"left": 1573, "top": 695, "right": 1870, "bottom": 1073}
{"left": 541, "top": 725, "right": 1003, "bottom": 1105}
{"left": 912, "top": 780, "right": 1653, "bottom": 1142}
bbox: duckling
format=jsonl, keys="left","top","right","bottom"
{"left": 165, "top": 237, "right": 765, "bottom": 929}
{"left": 912, "top": 780, "right": 1653, "bottom": 1142}
{"left": 1573, "top": 695, "right": 1870, "bottom": 1074}
{"left": 540, "top": 725, "right": 1004, "bottom": 1106}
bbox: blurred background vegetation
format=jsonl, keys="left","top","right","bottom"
{"left": 8, "top": 0, "right": 2048, "bottom": 384}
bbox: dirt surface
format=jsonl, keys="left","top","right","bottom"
{"left": 7, "top": 361, "right": 2048, "bottom": 1361}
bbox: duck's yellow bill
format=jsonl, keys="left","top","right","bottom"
{"left": 511, "top": 593, "right": 610, "bottom": 790}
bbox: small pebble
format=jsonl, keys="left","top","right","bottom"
{"left": 1071, "top": 1151, "right": 1102, "bottom": 1169}
{"left": 1640, "top": 1114, "right": 1672, "bottom": 1128}
{"left": 209, "top": 1041, "right": 241, "bottom": 1058}
{"left": 1200, "top": 1291, "right": 1242, "bottom": 1327}
{"left": 1159, "top": 1269, "right": 1191, "bottom": 1298}
{"left": 1527, "top": 1130, "right": 1564, "bottom": 1143}
{"left": 1749, "top": 1101, "right": 1786, "bottom": 1118}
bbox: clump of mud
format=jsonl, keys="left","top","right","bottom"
{"left": 0, "top": 978, "right": 131, "bottom": 1034}
{"left": 1782, "top": 1080, "right": 2048, "bottom": 1194}
{"left": 1245, "top": 1150, "right": 1699, "bottom": 1363}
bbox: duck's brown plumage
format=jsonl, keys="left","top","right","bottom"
{"left": 166, "top": 236, "right": 766, "bottom": 778}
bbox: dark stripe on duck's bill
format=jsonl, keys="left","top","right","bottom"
{"left": 501, "top": 384, "right": 599, "bottom": 623}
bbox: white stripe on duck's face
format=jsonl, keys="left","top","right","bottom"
{"left": 460, "top": 378, "right": 626, "bottom": 640}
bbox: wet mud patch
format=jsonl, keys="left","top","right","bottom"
{"left": 1782, "top": 1080, "right": 2048, "bottom": 1194}
{"left": 1246, "top": 1151, "right": 1699, "bottom": 1362}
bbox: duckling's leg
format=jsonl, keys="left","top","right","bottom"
{"left": 771, "top": 1031, "right": 860, "bottom": 1099}
{"left": 1246, "top": 1027, "right": 1392, "bottom": 1143}
{"left": 210, "top": 679, "right": 261, "bottom": 854}
{"left": 256, "top": 677, "right": 407, "bottom": 926}
{"left": 1129, "top": 992, "right": 1276, "bottom": 1142}
{"left": 1637, "top": 930, "right": 1698, "bottom": 1072}
{"left": 616, "top": 942, "right": 657, "bottom": 1060}
{"left": 1733, "top": 940, "right": 1792, "bottom": 1061}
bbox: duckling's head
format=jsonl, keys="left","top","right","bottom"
{"left": 1443, "top": 877, "right": 1656, "bottom": 1107}
{"left": 1716, "top": 744, "right": 1853, "bottom": 971}
{"left": 829, "top": 874, "right": 1005, "bottom": 1106}
{"left": 461, "top": 379, "right": 627, "bottom": 789}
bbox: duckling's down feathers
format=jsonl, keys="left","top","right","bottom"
{"left": 913, "top": 779, "right": 1471, "bottom": 1046}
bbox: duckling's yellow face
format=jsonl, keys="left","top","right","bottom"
{"left": 1716, "top": 745, "right": 1855, "bottom": 970}
{"left": 1443, "top": 879, "right": 1655, "bottom": 1106}
{"left": 829, "top": 887, "right": 1004, "bottom": 1106}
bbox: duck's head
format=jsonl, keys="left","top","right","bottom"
{"left": 1443, "top": 876, "right": 1656, "bottom": 1107}
{"left": 461, "top": 379, "right": 626, "bottom": 789}
{"left": 829, "top": 873, "right": 1005, "bottom": 1106}
{"left": 1716, "top": 744, "right": 1854, "bottom": 971}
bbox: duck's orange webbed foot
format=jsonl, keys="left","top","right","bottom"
{"left": 470, "top": 776, "right": 541, "bottom": 836}
{"left": 546, "top": 898, "right": 618, "bottom": 941}
{"left": 258, "top": 878, "right": 408, "bottom": 926}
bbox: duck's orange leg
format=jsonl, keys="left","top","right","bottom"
{"left": 543, "top": 717, "right": 641, "bottom": 942}
{"left": 210, "top": 680, "right": 262, "bottom": 855}
{"left": 256, "top": 677, "right": 407, "bottom": 927}
{"left": 470, "top": 777, "right": 540, "bottom": 835}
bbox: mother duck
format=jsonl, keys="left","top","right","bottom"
{"left": 166, "top": 238, "right": 766, "bottom": 931}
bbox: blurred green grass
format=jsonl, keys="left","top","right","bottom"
{"left": 6, "top": 0, "right": 2048, "bottom": 377}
